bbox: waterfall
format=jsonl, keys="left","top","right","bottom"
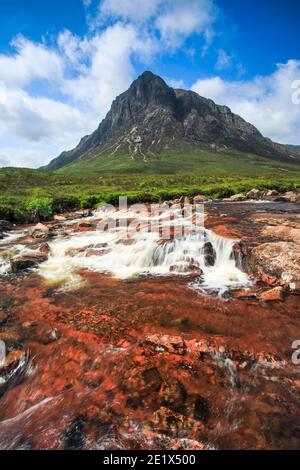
{"left": 37, "top": 206, "right": 251, "bottom": 294}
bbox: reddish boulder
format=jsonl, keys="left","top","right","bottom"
{"left": 260, "top": 287, "right": 284, "bottom": 302}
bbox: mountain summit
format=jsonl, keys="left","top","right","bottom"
{"left": 44, "top": 71, "right": 299, "bottom": 172}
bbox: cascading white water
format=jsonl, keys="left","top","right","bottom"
{"left": 199, "top": 230, "right": 250, "bottom": 295}
{"left": 36, "top": 206, "right": 251, "bottom": 294}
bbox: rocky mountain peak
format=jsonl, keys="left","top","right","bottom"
{"left": 43, "top": 71, "right": 300, "bottom": 172}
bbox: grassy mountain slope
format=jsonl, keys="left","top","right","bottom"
{"left": 57, "top": 146, "right": 300, "bottom": 177}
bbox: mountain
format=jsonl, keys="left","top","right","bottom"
{"left": 43, "top": 71, "right": 300, "bottom": 174}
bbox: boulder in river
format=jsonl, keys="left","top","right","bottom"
{"left": 227, "top": 194, "right": 246, "bottom": 202}
{"left": 245, "top": 241, "right": 300, "bottom": 291}
{"left": 246, "top": 189, "right": 262, "bottom": 200}
{"left": 30, "top": 223, "right": 49, "bottom": 240}
{"left": 203, "top": 242, "right": 216, "bottom": 266}
{"left": 193, "top": 195, "right": 207, "bottom": 203}
{"left": 266, "top": 190, "right": 279, "bottom": 197}
{"left": 260, "top": 287, "right": 284, "bottom": 302}
{"left": 10, "top": 252, "right": 48, "bottom": 273}
{"left": 274, "top": 192, "right": 299, "bottom": 203}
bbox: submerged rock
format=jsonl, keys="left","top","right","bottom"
{"left": 144, "top": 334, "right": 186, "bottom": 355}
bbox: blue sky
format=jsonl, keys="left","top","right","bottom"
{"left": 0, "top": 0, "right": 299, "bottom": 167}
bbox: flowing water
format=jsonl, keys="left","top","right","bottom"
{"left": 0, "top": 202, "right": 299, "bottom": 450}
{"left": 35, "top": 205, "right": 251, "bottom": 294}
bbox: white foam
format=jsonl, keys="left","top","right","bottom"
{"left": 37, "top": 207, "right": 251, "bottom": 294}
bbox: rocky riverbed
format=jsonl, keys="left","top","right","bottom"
{"left": 0, "top": 196, "right": 299, "bottom": 450}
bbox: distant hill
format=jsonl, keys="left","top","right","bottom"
{"left": 42, "top": 71, "right": 300, "bottom": 175}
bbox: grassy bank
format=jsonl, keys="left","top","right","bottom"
{"left": 0, "top": 167, "right": 300, "bottom": 224}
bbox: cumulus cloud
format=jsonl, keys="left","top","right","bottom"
{"left": 0, "top": 0, "right": 220, "bottom": 168}
{"left": 156, "top": 0, "right": 217, "bottom": 48}
{"left": 60, "top": 23, "right": 159, "bottom": 113}
{"left": 0, "top": 36, "right": 63, "bottom": 88}
{"left": 0, "top": 23, "right": 158, "bottom": 168}
{"left": 98, "top": 0, "right": 217, "bottom": 49}
{"left": 192, "top": 60, "right": 300, "bottom": 144}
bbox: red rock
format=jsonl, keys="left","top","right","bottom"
{"left": 260, "top": 287, "right": 284, "bottom": 302}
{"left": 159, "top": 379, "right": 186, "bottom": 410}
{"left": 144, "top": 334, "right": 186, "bottom": 355}
{"left": 151, "top": 407, "right": 204, "bottom": 436}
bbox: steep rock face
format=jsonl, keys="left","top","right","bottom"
{"left": 43, "top": 71, "right": 299, "bottom": 171}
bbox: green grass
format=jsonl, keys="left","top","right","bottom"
{"left": 0, "top": 155, "right": 300, "bottom": 223}
{"left": 1, "top": 147, "right": 300, "bottom": 224}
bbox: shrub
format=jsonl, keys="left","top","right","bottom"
{"left": 25, "top": 197, "right": 53, "bottom": 221}
{"left": 52, "top": 196, "right": 80, "bottom": 213}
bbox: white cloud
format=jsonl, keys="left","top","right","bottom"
{"left": 98, "top": 0, "right": 217, "bottom": 49}
{"left": 99, "top": 0, "right": 159, "bottom": 23}
{"left": 61, "top": 23, "right": 158, "bottom": 112}
{"left": 0, "top": 24, "right": 158, "bottom": 168}
{"left": 0, "top": 0, "right": 221, "bottom": 168}
{"left": 192, "top": 60, "right": 300, "bottom": 144}
{"left": 156, "top": 0, "right": 216, "bottom": 48}
{"left": 0, "top": 36, "right": 63, "bottom": 88}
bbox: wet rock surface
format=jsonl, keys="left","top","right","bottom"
{"left": 10, "top": 253, "right": 48, "bottom": 273}
{"left": 0, "top": 201, "right": 299, "bottom": 450}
